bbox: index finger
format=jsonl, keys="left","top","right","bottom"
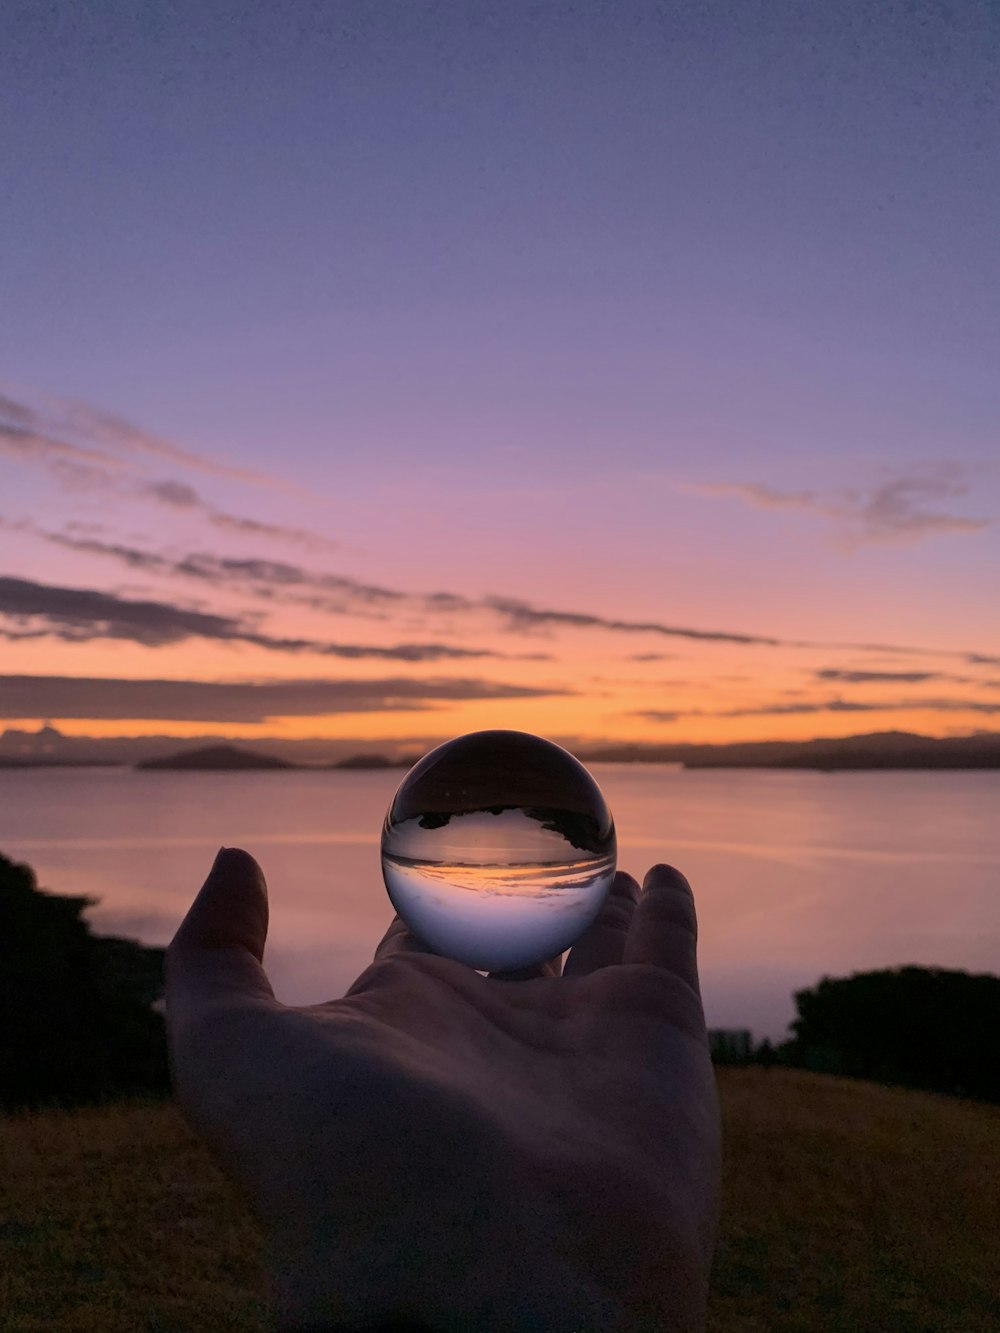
{"left": 373, "top": 913, "right": 435, "bottom": 959}
{"left": 563, "top": 871, "right": 641, "bottom": 976}
{"left": 622, "top": 864, "right": 701, "bottom": 996}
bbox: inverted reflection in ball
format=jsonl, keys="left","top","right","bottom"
{"left": 380, "top": 730, "right": 616, "bottom": 971}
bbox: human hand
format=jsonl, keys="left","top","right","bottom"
{"left": 167, "top": 849, "right": 720, "bottom": 1332}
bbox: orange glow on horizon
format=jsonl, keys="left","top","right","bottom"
{"left": 4, "top": 697, "right": 996, "bottom": 749}
{"left": 2, "top": 524, "right": 998, "bottom": 749}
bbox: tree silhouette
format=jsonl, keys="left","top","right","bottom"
{"left": 0, "top": 852, "right": 168, "bottom": 1108}
{"left": 755, "top": 1038, "right": 776, "bottom": 1069}
{"left": 788, "top": 966, "right": 1000, "bottom": 1102}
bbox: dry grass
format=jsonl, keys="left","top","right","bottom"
{"left": 0, "top": 1100, "right": 266, "bottom": 1333}
{"left": 1, "top": 1069, "right": 997, "bottom": 1332}
{"left": 710, "top": 1069, "right": 1000, "bottom": 1333}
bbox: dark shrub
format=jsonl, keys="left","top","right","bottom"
{"left": 788, "top": 966, "right": 1000, "bottom": 1102}
{"left": 0, "top": 851, "right": 169, "bottom": 1108}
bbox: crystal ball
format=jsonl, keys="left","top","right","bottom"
{"left": 380, "top": 729, "right": 616, "bottom": 972}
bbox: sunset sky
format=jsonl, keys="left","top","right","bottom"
{"left": 2, "top": 1, "right": 998, "bottom": 752}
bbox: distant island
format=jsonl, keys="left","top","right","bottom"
{"left": 329, "top": 753, "right": 405, "bottom": 770}
{"left": 134, "top": 746, "right": 408, "bottom": 771}
{"left": 136, "top": 745, "right": 295, "bottom": 771}
{"left": 3, "top": 727, "right": 1000, "bottom": 772}
{"left": 134, "top": 732, "right": 1000, "bottom": 773}
{"left": 583, "top": 730, "right": 1000, "bottom": 771}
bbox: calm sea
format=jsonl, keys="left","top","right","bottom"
{"left": 1, "top": 765, "right": 997, "bottom": 1039}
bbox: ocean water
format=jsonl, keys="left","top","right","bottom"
{"left": 1, "top": 764, "right": 997, "bottom": 1039}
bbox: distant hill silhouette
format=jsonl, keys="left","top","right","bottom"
{"left": 584, "top": 730, "right": 1000, "bottom": 769}
{"left": 134, "top": 733, "right": 1000, "bottom": 772}
{"left": 773, "top": 731, "right": 1000, "bottom": 770}
{"left": 138, "top": 746, "right": 409, "bottom": 772}
{"left": 5, "top": 723, "right": 1000, "bottom": 770}
{"left": 137, "top": 745, "right": 295, "bottom": 771}
{"left": 0, "top": 852, "right": 168, "bottom": 1108}
{"left": 331, "top": 753, "right": 406, "bottom": 770}
{"left": 0, "top": 724, "right": 420, "bottom": 767}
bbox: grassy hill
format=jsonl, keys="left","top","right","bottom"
{"left": 1, "top": 1069, "right": 997, "bottom": 1332}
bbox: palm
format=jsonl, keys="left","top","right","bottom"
{"left": 168, "top": 852, "right": 719, "bottom": 1333}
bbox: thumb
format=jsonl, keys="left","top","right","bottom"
{"left": 167, "top": 847, "right": 275, "bottom": 1012}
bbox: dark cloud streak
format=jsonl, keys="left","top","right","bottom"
{"left": 481, "top": 595, "right": 783, "bottom": 644}
{"left": 43, "top": 530, "right": 794, "bottom": 647}
{"left": 0, "top": 674, "right": 554, "bottom": 723}
{"left": 133, "top": 478, "right": 337, "bottom": 550}
{"left": 0, "top": 575, "right": 498, "bottom": 662}
{"left": 816, "top": 668, "right": 941, "bottom": 684}
{"left": 0, "top": 421, "right": 119, "bottom": 470}
{"left": 634, "top": 696, "right": 1000, "bottom": 721}
{"left": 32, "top": 527, "right": 1000, "bottom": 670}
{"left": 693, "top": 467, "right": 989, "bottom": 545}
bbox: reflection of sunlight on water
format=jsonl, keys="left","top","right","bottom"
{"left": 383, "top": 853, "right": 615, "bottom": 897}
{"left": 382, "top": 853, "right": 616, "bottom": 969}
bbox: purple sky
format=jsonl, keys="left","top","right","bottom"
{"left": 1, "top": 1, "right": 998, "bottom": 746}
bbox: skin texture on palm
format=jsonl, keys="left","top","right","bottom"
{"left": 167, "top": 850, "right": 720, "bottom": 1333}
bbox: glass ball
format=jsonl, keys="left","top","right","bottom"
{"left": 380, "top": 729, "right": 616, "bottom": 972}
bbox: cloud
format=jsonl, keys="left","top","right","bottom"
{"left": 0, "top": 401, "right": 131, "bottom": 499}
{"left": 852, "top": 471, "right": 989, "bottom": 542}
{"left": 0, "top": 392, "right": 334, "bottom": 549}
{"left": 133, "top": 479, "right": 337, "bottom": 551}
{"left": 142, "top": 479, "right": 200, "bottom": 508}
{"left": 634, "top": 696, "right": 1000, "bottom": 721}
{"left": 816, "top": 669, "right": 941, "bottom": 684}
{"left": 40, "top": 532, "right": 790, "bottom": 644}
{"left": 37, "top": 535, "right": 173, "bottom": 576}
{"left": 0, "top": 420, "right": 120, "bottom": 471}
{"left": 0, "top": 674, "right": 556, "bottom": 723}
{"left": 29, "top": 526, "right": 1000, "bottom": 672}
{"left": 239, "top": 632, "right": 493, "bottom": 663}
{"left": 816, "top": 667, "right": 1000, "bottom": 688}
{"left": 481, "top": 596, "right": 784, "bottom": 645}
{"left": 34, "top": 393, "right": 290, "bottom": 489}
{"left": 693, "top": 466, "right": 989, "bottom": 545}
{"left": 0, "top": 395, "right": 36, "bottom": 426}
{"left": 0, "top": 575, "right": 244, "bottom": 648}
{"left": 713, "top": 700, "right": 887, "bottom": 717}
{"left": 42, "top": 534, "right": 404, "bottom": 614}
{"left": 698, "top": 483, "right": 816, "bottom": 510}
{"left": 207, "top": 510, "right": 337, "bottom": 548}
{"left": 0, "top": 575, "right": 499, "bottom": 661}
